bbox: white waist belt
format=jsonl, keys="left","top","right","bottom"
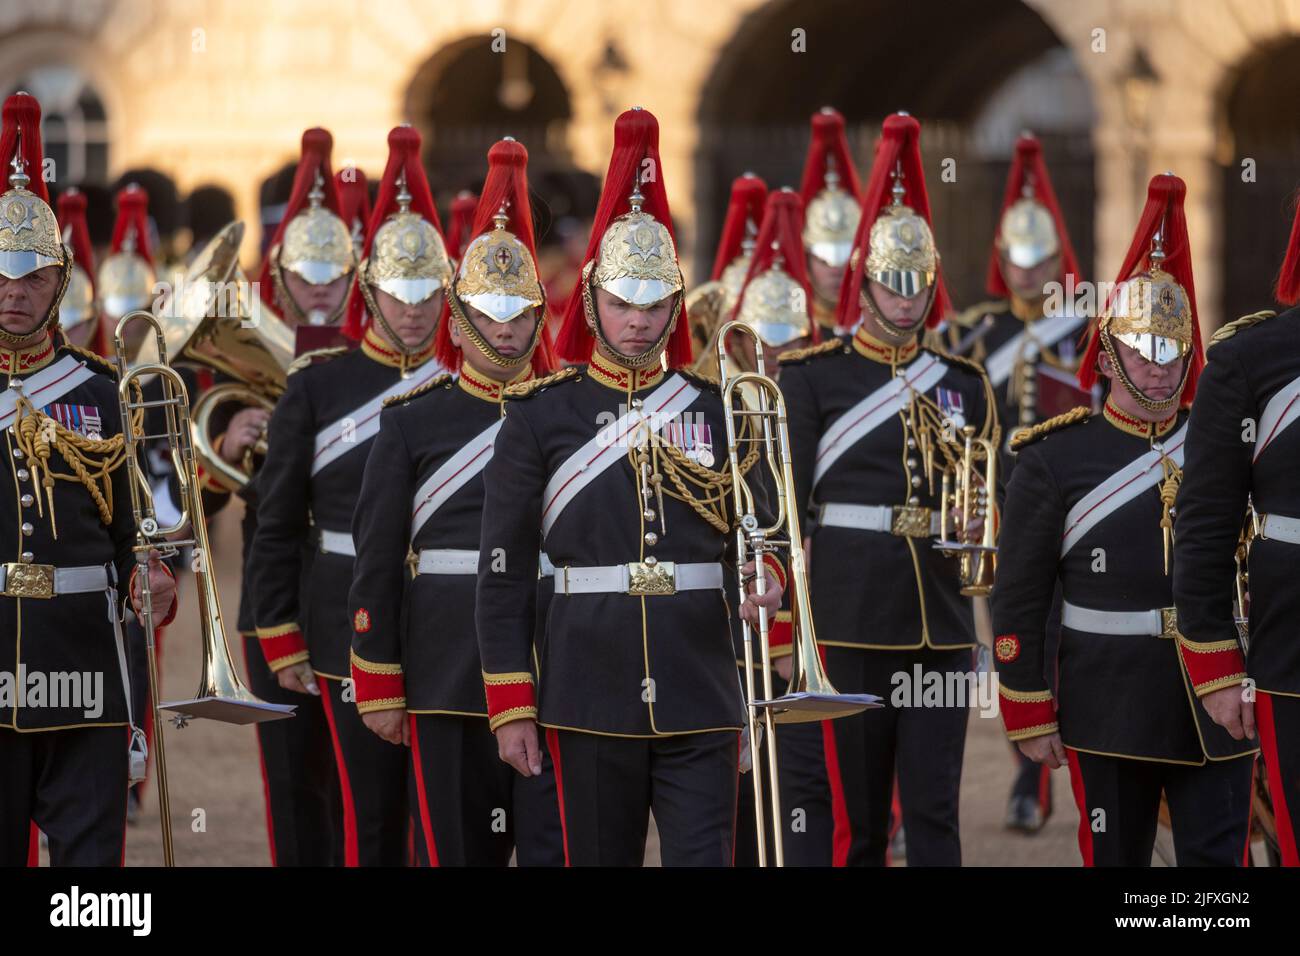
{"left": 318, "top": 528, "right": 356, "bottom": 557}
{"left": 416, "top": 549, "right": 556, "bottom": 577}
{"left": 554, "top": 561, "right": 724, "bottom": 596}
{"left": 1258, "top": 512, "right": 1300, "bottom": 545}
{"left": 1062, "top": 601, "right": 1175, "bottom": 638}
{"left": 818, "top": 502, "right": 941, "bottom": 536}
{"left": 0, "top": 562, "right": 108, "bottom": 597}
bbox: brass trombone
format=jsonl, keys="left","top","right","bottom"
{"left": 716, "top": 320, "right": 879, "bottom": 867}
{"left": 114, "top": 310, "right": 294, "bottom": 866}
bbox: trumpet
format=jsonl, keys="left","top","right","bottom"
{"left": 114, "top": 310, "right": 295, "bottom": 866}
{"left": 934, "top": 424, "right": 999, "bottom": 597}
{"left": 716, "top": 320, "right": 879, "bottom": 867}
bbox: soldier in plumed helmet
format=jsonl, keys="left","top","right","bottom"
{"left": 799, "top": 107, "right": 862, "bottom": 339}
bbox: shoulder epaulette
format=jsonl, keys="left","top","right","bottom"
{"left": 933, "top": 349, "right": 987, "bottom": 377}
{"left": 287, "top": 346, "right": 348, "bottom": 376}
{"left": 1009, "top": 406, "right": 1091, "bottom": 451}
{"left": 1208, "top": 310, "right": 1276, "bottom": 349}
{"left": 504, "top": 365, "right": 579, "bottom": 399}
{"left": 778, "top": 338, "right": 846, "bottom": 365}
{"left": 677, "top": 367, "right": 721, "bottom": 392}
{"left": 383, "top": 373, "right": 452, "bottom": 408}
{"left": 61, "top": 343, "right": 119, "bottom": 379}
{"left": 952, "top": 300, "right": 1009, "bottom": 328}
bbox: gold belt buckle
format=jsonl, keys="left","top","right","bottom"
{"left": 627, "top": 560, "right": 676, "bottom": 596}
{"left": 3, "top": 562, "right": 55, "bottom": 599}
{"left": 891, "top": 505, "right": 933, "bottom": 538}
{"left": 1159, "top": 607, "right": 1180, "bottom": 640}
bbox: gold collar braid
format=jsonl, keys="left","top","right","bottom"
{"left": 12, "top": 392, "right": 130, "bottom": 537}
{"left": 626, "top": 409, "right": 759, "bottom": 535}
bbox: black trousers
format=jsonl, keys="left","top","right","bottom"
{"left": 822, "top": 645, "right": 970, "bottom": 866}
{"left": 1065, "top": 748, "right": 1254, "bottom": 866}
{"left": 319, "top": 675, "right": 409, "bottom": 866}
{"left": 408, "top": 714, "right": 563, "bottom": 866}
{"left": 1, "top": 725, "right": 127, "bottom": 866}
{"left": 1255, "top": 691, "right": 1300, "bottom": 866}
{"left": 734, "top": 671, "right": 833, "bottom": 867}
{"left": 242, "top": 633, "right": 343, "bottom": 866}
{"left": 545, "top": 727, "right": 739, "bottom": 866}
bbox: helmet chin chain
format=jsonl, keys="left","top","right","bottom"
{"left": 582, "top": 274, "right": 682, "bottom": 371}
{"left": 1101, "top": 332, "right": 1188, "bottom": 415}
{"left": 447, "top": 290, "right": 542, "bottom": 370}
{"left": 859, "top": 283, "right": 935, "bottom": 342}
{"left": 271, "top": 253, "right": 348, "bottom": 327}
{"left": 0, "top": 254, "right": 73, "bottom": 349}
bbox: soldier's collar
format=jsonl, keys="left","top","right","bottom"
{"left": 0, "top": 332, "right": 56, "bottom": 376}
{"left": 852, "top": 324, "right": 919, "bottom": 366}
{"left": 361, "top": 325, "right": 438, "bottom": 371}
{"left": 1103, "top": 395, "right": 1177, "bottom": 439}
{"left": 458, "top": 360, "right": 530, "bottom": 403}
{"left": 588, "top": 347, "right": 665, "bottom": 392}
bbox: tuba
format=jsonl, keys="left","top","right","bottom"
{"left": 716, "top": 320, "right": 879, "bottom": 867}
{"left": 156, "top": 221, "right": 294, "bottom": 491}
{"left": 114, "top": 310, "right": 295, "bottom": 866}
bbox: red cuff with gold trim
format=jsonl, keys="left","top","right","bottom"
{"left": 129, "top": 563, "right": 178, "bottom": 627}
{"left": 1177, "top": 636, "right": 1247, "bottom": 697}
{"left": 761, "top": 554, "right": 787, "bottom": 593}
{"left": 483, "top": 671, "right": 537, "bottom": 731}
{"left": 768, "top": 609, "right": 793, "bottom": 657}
{"left": 349, "top": 650, "right": 406, "bottom": 713}
{"left": 257, "top": 623, "right": 309, "bottom": 672}
{"left": 999, "top": 685, "right": 1058, "bottom": 741}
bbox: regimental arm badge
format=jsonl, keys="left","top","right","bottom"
{"left": 994, "top": 634, "right": 1020, "bottom": 664}
{"left": 353, "top": 608, "right": 372, "bottom": 633}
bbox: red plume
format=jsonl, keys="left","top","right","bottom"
{"left": 799, "top": 108, "right": 862, "bottom": 209}
{"left": 1274, "top": 187, "right": 1300, "bottom": 305}
{"left": 335, "top": 166, "right": 371, "bottom": 235}
{"left": 57, "top": 189, "right": 95, "bottom": 289}
{"left": 110, "top": 184, "right": 153, "bottom": 265}
{"left": 729, "top": 188, "right": 818, "bottom": 342}
{"left": 448, "top": 190, "right": 479, "bottom": 260}
{"left": 554, "top": 108, "right": 692, "bottom": 368}
{"left": 710, "top": 174, "right": 767, "bottom": 281}
{"left": 343, "top": 125, "right": 446, "bottom": 341}
{"left": 0, "top": 93, "right": 48, "bottom": 203}
{"left": 1077, "top": 172, "right": 1202, "bottom": 404}
{"left": 838, "top": 113, "right": 949, "bottom": 331}
{"left": 258, "top": 128, "right": 342, "bottom": 311}
{"left": 986, "top": 133, "right": 1081, "bottom": 297}
{"left": 436, "top": 139, "right": 556, "bottom": 375}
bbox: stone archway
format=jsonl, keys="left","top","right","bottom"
{"left": 693, "top": 0, "right": 1096, "bottom": 306}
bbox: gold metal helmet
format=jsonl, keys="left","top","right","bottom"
{"left": 735, "top": 246, "right": 811, "bottom": 347}
{"left": 865, "top": 175, "right": 937, "bottom": 298}
{"left": 455, "top": 203, "right": 544, "bottom": 323}
{"left": 1101, "top": 245, "right": 1192, "bottom": 368}
{"left": 365, "top": 171, "right": 452, "bottom": 306}
{"left": 0, "top": 154, "right": 65, "bottom": 281}
{"left": 279, "top": 171, "right": 355, "bottom": 285}
{"left": 997, "top": 187, "right": 1060, "bottom": 271}
{"left": 98, "top": 230, "right": 155, "bottom": 321}
{"left": 718, "top": 218, "right": 759, "bottom": 312}
{"left": 59, "top": 263, "right": 95, "bottom": 330}
{"left": 591, "top": 179, "right": 683, "bottom": 307}
{"left": 803, "top": 155, "right": 861, "bottom": 269}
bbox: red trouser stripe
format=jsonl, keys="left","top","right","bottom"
{"left": 1243, "top": 758, "right": 1257, "bottom": 868}
{"left": 544, "top": 727, "right": 571, "bottom": 867}
{"left": 407, "top": 715, "right": 439, "bottom": 867}
{"left": 1065, "top": 749, "right": 1094, "bottom": 867}
{"left": 1038, "top": 762, "right": 1053, "bottom": 816}
{"left": 821, "top": 719, "right": 851, "bottom": 867}
{"left": 27, "top": 822, "right": 38, "bottom": 867}
{"left": 318, "top": 683, "right": 359, "bottom": 867}
{"left": 255, "top": 735, "right": 277, "bottom": 867}
{"left": 1256, "top": 692, "right": 1299, "bottom": 867}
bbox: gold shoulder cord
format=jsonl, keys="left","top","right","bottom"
{"left": 627, "top": 409, "right": 760, "bottom": 535}
{"left": 10, "top": 382, "right": 139, "bottom": 538}
{"left": 1157, "top": 445, "right": 1182, "bottom": 576}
